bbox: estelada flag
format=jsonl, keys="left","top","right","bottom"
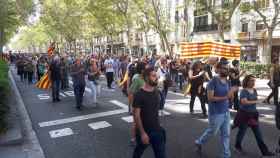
{"left": 47, "top": 42, "right": 55, "bottom": 57}
{"left": 36, "top": 73, "right": 51, "bottom": 89}
{"left": 180, "top": 41, "right": 240, "bottom": 60}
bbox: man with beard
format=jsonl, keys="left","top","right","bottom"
{"left": 132, "top": 67, "right": 166, "bottom": 158}
{"left": 195, "top": 60, "right": 238, "bottom": 158}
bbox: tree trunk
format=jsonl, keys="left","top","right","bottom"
{"left": 74, "top": 40, "right": 77, "bottom": 55}
{"left": 161, "top": 31, "right": 172, "bottom": 56}
{"left": 266, "top": 29, "right": 273, "bottom": 64}
{"left": 218, "top": 24, "right": 225, "bottom": 42}
{"left": 0, "top": 28, "right": 4, "bottom": 54}
{"left": 144, "top": 31, "right": 149, "bottom": 55}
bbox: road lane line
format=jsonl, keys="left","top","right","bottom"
{"left": 110, "top": 100, "right": 128, "bottom": 109}
{"left": 88, "top": 121, "right": 112, "bottom": 130}
{"left": 39, "top": 109, "right": 127, "bottom": 127}
{"left": 121, "top": 116, "right": 133, "bottom": 123}
{"left": 49, "top": 128, "right": 73, "bottom": 138}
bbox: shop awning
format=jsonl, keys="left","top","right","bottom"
{"left": 180, "top": 41, "right": 241, "bottom": 60}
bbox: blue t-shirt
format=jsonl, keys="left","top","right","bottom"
{"left": 207, "top": 77, "right": 230, "bottom": 115}
{"left": 239, "top": 89, "right": 257, "bottom": 112}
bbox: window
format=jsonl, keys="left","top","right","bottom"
{"left": 256, "top": 0, "right": 270, "bottom": 8}
{"left": 242, "top": 23, "right": 248, "bottom": 32}
{"left": 256, "top": 21, "right": 265, "bottom": 30}
{"left": 194, "top": 15, "right": 208, "bottom": 27}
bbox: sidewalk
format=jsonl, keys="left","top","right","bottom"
{"left": 0, "top": 70, "right": 45, "bottom": 158}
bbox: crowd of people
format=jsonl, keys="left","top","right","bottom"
{"left": 3, "top": 51, "right": 279, "bottom": 158}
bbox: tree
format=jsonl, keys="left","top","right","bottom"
{"left": 87, "top": 0, "right": 125, "bottom": 54}
{"left": 0, "top": 0, "right": 34, "bottom": 53}
{"left": 198, "top": 0, "right": 241, "bottom": 42}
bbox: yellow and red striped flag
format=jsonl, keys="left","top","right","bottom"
{"left": 36, "top": 73, "right": 51, "bottom": 89}
{"left": 180, "top": 41, "right": 241, "bottom": 60}
{"left": 47, "top": 42, "right": 55, "bottom": 57}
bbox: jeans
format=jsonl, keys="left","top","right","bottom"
{"left": 160, "top": 88, "right": 168, "bottom": 110}
{"left": 52, "top": 80, "right": 60, "bottom": 101}
{"left": 133, "top": 128, "right": 166, "bottom": 158}
{"left": 178, "top": 73, "right": 184, "bottom": 90}
{"left": 74, "top": 84, "right": 85, "bottom": 107}
{"left": 89, "top": 81, "right": 100, "bottom": 103}
{"left": 196, "top": 112, "right": 231, "bottom": 158}
{"left": 235, "top": 124, "right": 269, "bottom": 155}
{"left": 27, "top": 71, "right": 33, "bottom": 84}
{"left": 106, "top": 72, "right": 114, "bottom": 88}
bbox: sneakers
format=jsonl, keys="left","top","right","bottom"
{"left": 234, "top": 146, "right": 245, "bottom": 155}
{"left": 195, "top": 141, "right": 202, "bottom": 154}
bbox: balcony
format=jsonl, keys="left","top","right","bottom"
{"left": 252, "top": 31, "right": 267, "bottom": 39}
{"left": 236, "top": 31, "right": 267, "bottom": 41}
{"left": 193, "top": 24, "right": 218, "bottom": 32}
{"left": 236, "top": 32, "right": 250, "bottom": 41}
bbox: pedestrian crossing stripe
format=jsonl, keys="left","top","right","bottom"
{"left": 88, "top": 121, "right": 112, "bottom": 130}
{"left": 49, "top": 128, "right": 74, "bottom": 138}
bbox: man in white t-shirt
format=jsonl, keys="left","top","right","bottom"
{"left": 104, "top": 55, "right": 115, "bottom": 89}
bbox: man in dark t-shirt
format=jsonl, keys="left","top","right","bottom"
{"left": 132, "top": 67, "right": 166, "bottom": 158}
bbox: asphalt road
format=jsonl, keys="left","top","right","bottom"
{"left": 11, "top": 67, "right": 280, "bottom": 158}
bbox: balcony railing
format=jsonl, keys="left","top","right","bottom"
{"left": 237, "top": 32, "right": 250, "bottom": 40}
{"left": 193, "top": 24, "right": 218, "bottom": 32}
{"left": 236, "top": 31, "right": 267, "bottom": 40}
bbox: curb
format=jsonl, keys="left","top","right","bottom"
{"left": 8, "top": 69, "right": 45, "bottom": 158}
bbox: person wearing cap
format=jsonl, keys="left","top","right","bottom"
{"left": 195, "top": 61, "right": 238, "bottom": 158}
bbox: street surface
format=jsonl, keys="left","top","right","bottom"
{"left": 11, "top": 67, "right": 279, "bottom": 158}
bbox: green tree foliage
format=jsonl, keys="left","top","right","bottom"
{"left": 0, "top": 0, "right": 34, "bottom": 53}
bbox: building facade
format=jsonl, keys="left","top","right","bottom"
{"left": 92, "top": 0, "right": 280, "bottom": 63}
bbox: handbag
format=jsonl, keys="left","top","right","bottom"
{"left": 183, "top": 83, "right": 191, "bottom": 96}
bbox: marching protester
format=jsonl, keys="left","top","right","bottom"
{"left": 16, "top": 57, "right": 26, "bottom": 82}
{"left": 104, "top": 55, "right": 115, "bottom": 89}
{"left": 229, "top": 59, "right": 245, "bottom": 110}
{"left": 70, "top": 58, "right": 86, "bottom": 110}
{"left": 133, "top": 67, "right": 166, "bottom": 158}
{"left": 195, "top": 60, "right": 238, "bottom": 158}
{"left": 49, "top": 55, "right": 61, "bottom": 102}
{"left": 188, "top": 60, "right": 207, "bottom": 117}
{"left": 232, "top": 75, "right": 275, "bottom": 156}
{"left": 157, "top": 58, "right": 171, "bottom": 113}
{"left": 128, "top": 61, "right": 146, "bottom": 146}
{"left": 263, "top": 61, "right": 280, "bottom": 105}
{"left": 88, "top": 58, "right": 101, "bottom": 106}
{"left": 60, "top": 57, "right": 69, "bottom": 90}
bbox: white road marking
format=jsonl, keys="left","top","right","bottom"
{"left": 60, "top": 92, "right": 66, "bottom": 97}
{"left": 37, "top": 94, "right": 50, "bottom": 100}
{"left": 88, "top": 121, "right": 112, "bottom": 130}
{"left": 39, "top": 109, "right": 127, "bottom": 127}
{"left": 122, "top": 116, "right": 133, "bottom": 123}
{"left": 64, "top": 91, "right": 75, "bottom": 97}
{"left": 110, "top": 100, "right": 128, "bottom": 109}
{"left": 49, "top": 128, "right": 73, "bottom": 138}
{"left": 168, "top": 91, "right": 184, "bottom": 96}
